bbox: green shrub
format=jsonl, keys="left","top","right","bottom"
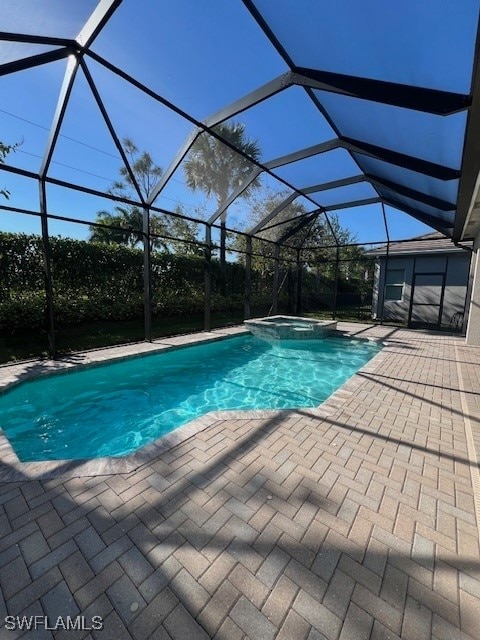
{"left": 0, "top": 292, "right": 45, "bottom": 333}
{"left": 0, "top": 232, "right": 253, "bottom": 332}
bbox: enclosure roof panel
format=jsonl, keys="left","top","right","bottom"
{"left": 0, "top": 0, "right": 101, "bottom": 40}
{"left": 247, "top": 0, "right": 479, "bottom": 93}
{"left": 242, "top": 0, "right": 480, "bottom": 240}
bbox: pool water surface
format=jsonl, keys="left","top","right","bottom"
{"left": 0, "top": 334, "right": 381, "bottom": 461}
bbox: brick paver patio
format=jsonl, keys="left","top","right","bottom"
{"left": 0, "top": 323, "right": 479, "bottom": 639}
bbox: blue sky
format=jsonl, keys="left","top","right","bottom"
{"left": 1, "top": 0, "right": 477, "bottom": 245}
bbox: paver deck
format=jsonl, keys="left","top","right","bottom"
{"left": 0, "top": 323, "right": 479, "bottom": 639}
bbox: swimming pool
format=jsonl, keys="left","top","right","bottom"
{"left": 0, "top": 334, "right": 381, "bottom": 461}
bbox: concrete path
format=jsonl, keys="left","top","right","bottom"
{"left": 0, "top": 324, "right": 479, "bottom": 639}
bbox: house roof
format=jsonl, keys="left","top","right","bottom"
{"left": 368, "top": 232, "right": 473, "bottom": 257}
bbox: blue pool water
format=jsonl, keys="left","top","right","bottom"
{"left": 0, "top": 335, "right": 381, "bottom": 461}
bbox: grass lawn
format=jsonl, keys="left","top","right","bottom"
{"left": 306, "top": 305, "right": 373, "bottom": 323}
{"left": 0, "top": 311, "right": 245, "bottom": 364}
{"left": 0, "top": 307, "right": 385, "bottom": 364}
{"left": 0, "top": 307, "right": 413, "bottom": 364}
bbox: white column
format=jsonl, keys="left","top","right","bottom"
{"left": 466, "top": 231, "right": 480, "bottom": 345}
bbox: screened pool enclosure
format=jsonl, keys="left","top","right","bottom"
{"left": 1, "top": 1, "right": 480, "bottom": 359}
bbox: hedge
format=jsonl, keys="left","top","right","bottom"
{"left": 0, "top": 232, "right": 254, "bottom": 333}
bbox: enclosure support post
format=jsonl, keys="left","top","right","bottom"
{"left": 220, "top": 213, "right": 227, "bottom": 296}
{"left": 204, "top": 224, "right": 212, "bottom": 331}
{"left": 295, "top": 249, "right": 302, "bottom": 315}
{"left": 245, "top": 236, "right": 252, "bottom": 319}
{"left": 39, "top": 179, "right": 57, "bottom": 359}
{"left": 380, "top": 203, "right": 390, "bottom": 326}
{"left": 379, "top": 241, "right": 390, "bottom": 326}
{"left": 333, "top": 246, "right": 340, "bottom": 319}
{"left": 272, "top": 244, "right": 280, "bottom": 314}
{"left": 143, "top": 206, "right": 152, "bottom": 341}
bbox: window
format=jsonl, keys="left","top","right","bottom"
{"left": 385, "top": 269, "right": 405, "bottom": 301}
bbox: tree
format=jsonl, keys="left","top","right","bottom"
{"left": 246, "top": 187, "right": 358, "bottom": 258}
{"left": 234, "top": 186, "right": 335, "bottom": 263}
{"left": 110, "top": 138, "right": 162, "bottom": 202}
{"left": 89, "top": 208, "right": 140, "bottom": 247}
{"left": 1, "top": 142, "right": 17, "bottom": 199}
{"left": 232, "top": 186, "right": 373, "bottom": 310}
{"left": 167, "top": 206, "right": 201, "bottom": 255}
{"left": 183, "top": 122, "right": 261, "bottom": 290}
{"left": 247, "top": 188, "right": 311, "bottom": 241}
{"left": 89, "top": 138, "right": 198, "bottom": 252}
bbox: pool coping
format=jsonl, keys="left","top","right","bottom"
{"left": 0, "top": 324, "right": 388, "bottom": 482}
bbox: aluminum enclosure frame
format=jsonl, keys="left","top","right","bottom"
{"left": 1, "top": 0, "right": 479, "bottom": 357}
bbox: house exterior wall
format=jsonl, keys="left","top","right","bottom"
{"left": 441, "top": 254, "right": 472, "bottom": 326}
{"left": 466, "top": 233, "right": 480, "bottom": 345}
{"left": 374, "top": 256, "right": 414, "bottom": 323}
{"left": 373, "top": 251, "right": 471, "bottom": 328}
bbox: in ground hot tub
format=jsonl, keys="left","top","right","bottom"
{"left": 244, "top": 315, "right": 337, "bottom": 340}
